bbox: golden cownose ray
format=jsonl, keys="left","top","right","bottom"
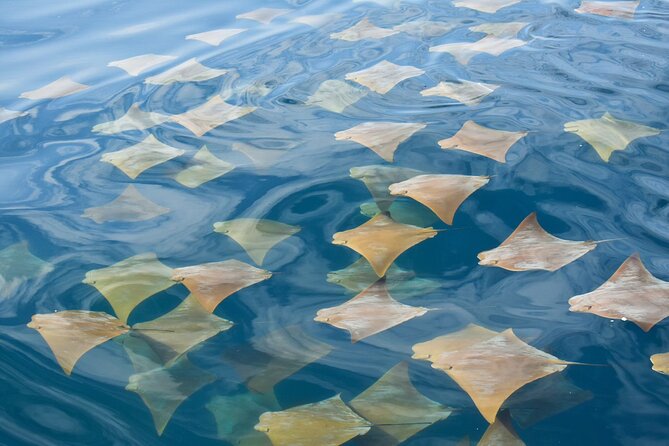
{"left": 453, "top": 0, "right": 521, "bottom": 13}
{"left": 478, "top": 411, "right": 525, "bottom": 446}
{"left": 171, "top": 95, "right": 256, "bottom": 137}
{"left": 439, "top": 120, "right": 527, "bottom": 163}
{"left": 101, "top": 134, "right": 185, "bottom": 180}
{"left": 477, "top": 212, "right": 597, "bottom": 272}
{"left": 469, "top": 22, "right": 528, "bottom": 39}
{"left": 213, "top": 219, "right": 300, "bottom": 266}
{"left": 335, "top": 122, "right": 426, "bottom": 162}
{"left": 331, "top": 18, "right": 399, "bottom": 41}
{"left": 92, "top": 104, "right": 170, "bottom": 134}
{"left": 82, "top": 253, "right": 175, "bottom": 323}
{"left": 413, "top": 326, "right": 573, "bottom": 424}
{"left": 345, "top": 61, "right": 425, "bottom": 95}
{"left": 349, "top": 362, "right": 451, "bottom": 443}
{"left": 27, "top": 311, "right": 129, "bottom": 375}
{"left": 144, "top": 58, "right": 229, "bottom": 85}
{"left": 575, "top": 0, "right": 639, "bottom": 18}
{"left": 236, "top": 8, "right": 291, "bottom": 24}
{"left": 651, "top": 353, "right": 669, "bottom": 375}
{"left": 332, "top": 214, "right": 437, "bottom": 277}
{"left": 126, "top": 355, "right": 215, "bottom": 435}
{"left": 254, "top": 394, "right": 370, "bottom": 446}
{"left": 350, "top": 165, "right": 424, "bottom": 212}
{"left": 19, "top": 76, "right": 89, "bottom": 100}
{"left": 315, "top": 281, "right": 428, "bottom": 342}
{"left": 185, "top": 28, "right": 246, "bottom": 46}
{"left": 360, "top": 200, "right": 440, "bottom": 228}
{"left": 174, "top": 146, "right": 234, "bottom": 188}
{"left": 0, "top": 242, "right": 53, "bottom": 289}
{"left": 393, "top": 20, "right": 458, "bottom": 37}
{"left": 421, "top": 80, "right": 500, "bottom": 106}
{"left": 232, "top": 142, "right": 288, "bottom": 169}
{"left": 306, "top": 79, "right": 368, "bottom": 113}
{"left": 108, "top": 54, "right": 177, "bottom": 76}
{"left": 430, "top": 35, "right": 527, "bottom": 65}
{"left": 82, "top": 185, "right": 170, "bottom": 224}
{"left": 563, "top": 112, "right": 660, "bottom": 161}
{"left": 389, "top": 174, "right": 489, "bottom": 225}
{"left": 568, "top": 254, "right": 669, "bottom": 332}
{"left": 206, "top": 391, "right": 280, "bottom": 446}
{"left": 171, "top": 260, "right": 271, "bottom": 313}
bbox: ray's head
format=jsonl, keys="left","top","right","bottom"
{"left": 476, "top": 250, "right": 498, "bottom": 266}
{"left": 567, "top": 295, "right": 592, "bottom": 313}
{"left": 213, "top": 221, "right": 231, "bottom": 234}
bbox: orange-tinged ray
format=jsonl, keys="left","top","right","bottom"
{"left": 82, "top": 185, "right": 170, "bottom": 224}
{"left": 331, "top": 18, "right": 399, "bottom": 41}
{"left": 336, "top": 122, "right": 426, "bottom": 162}
{"left": 478, "top": 411, "right": 525, "bottom": 445}
{"left": 171, "top": 95, "right": 256, "bottom": 137}
{"left": 412, "top": 324, "right": 499, "bottom": 361}
{"left": 101, "top": 134, "right": 185, "bottom": 180}
{"left": 345, "top": 61, "right": 424, "bottom": 94}
{"left": 651, "top": 353, "right": 669, "bottom": 375}
{"left": 421, "top": 80, "right": 499, "bottom": 106}
{"left": 213, "top": 219, "right": 300, "bottom": 266}
{"left": 439, "top": 120, "right": 527, "bottom": 162}
{"left": 575, "top": 0, "right": 639, "bottom": 18}
{"left": 350, "top": 165, "right": 424, "bottom": 212}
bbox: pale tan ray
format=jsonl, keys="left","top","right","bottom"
{"left": 453, "top": 0, "right": 521, "bottom": 13}
{"left": 206, "top": 391, "right": 280, "bottom": 446}
{"left": 292, "top": 13, "right": 342, "bottom": 27}
{"left": 213, "top": 219, "right": 300, "bottom": 265}
{"left": 393, "top": 20, "right": 458, "bottom": 37}
{"left": 186, "top": 28, "right": 246, "bottom": 46}
{"left": 144, "top": 58, "right": 229, "bottom": 85}
{"left": 82, "top": 185, "right": 170, "bottom": 224}
{"left": 564, "top": 112, "right": 660, "bottom": 161}
{"left": 430, "top": 36, "right": 527, "bottom": 65}
{"left": 108, "top": 54, "right": 177, "bottom": 76}
{"left": 19, "top": 76, "right": 89, "bottom": 100}
{"left": 27, "top": 311, "right": 129, "bottom": 375}
{"left": 332, "top": 214, "right": 437, "bottom": 277}
{"left": 439, "top": 120, "right": 527, "bottom": 162}
{"left": 126, "top": 355, "right": 215, "bottom": 435}
{"left": 331, "top": 18, "right": 399, "bottom": 41}
{"left": 0, "top": 242, "right": 53, "bottom": 289}
{"left": 568, "top": 254, "right": 669, "bottom": 332}
{"left": 478, "top": 411, "right": 525, "bottom": 446}
{"left": 232, "top": 142, "right": 288, "bottom": 169}
{"left": 412, "top": 324, "right": 499, "bottom": 361}
{"left": 345, "top": 61, "right": 424, "bottom": 94}
{"left": 350, "top": 362, "right": 451, "bottom": 443}
{"left": 171, "top": 260, "right": 271, "bottom": 313}
{"left": 335, "top": 122, "right": 426, "bottom": 162}
{"left": 413, "top": 326, "right": 570, "bottom": 423}
{"left": 350, "top": 165, "right": 424, "bottom": 212}
{"left": 315, "top": 281, "right": 428, "bottom": 342}
{"left": 575, "top": 0, "right": 639, "bottom": 18}
{"left": 469, "top": 22, "right": 528, "bottom": 39}
{"left": 421, "top": 80, "right": 499, "bottom": 105}
{"left": 171, "top": 95, "right": 256, "bottom": 137}
{"left": 101, "top": 134, "right": 184, "bottom": 179}
{"left": 92, "top": 104, "right": 170, "bottom": 134}
{"left": 236, "top": 8, "right": 291, "bottom": 24}
{"left": 360, "top": 200, "right": 440, "bottom": 228}
{"left": 389, "top": 174, "right": 489, "bottom": 225}
{"left": 306, "top": 79, "right": 368, "bottom": 113}
{"left": 82, "top": 253, "right": 175, "bottom": 323}
{"left": 254, "top": 395, "right": 370, "bottom": 446}
{"left": 0, "top": 107, "right": 28, "bottom": 124}
{"left": 478, "top": 213, "right": 597, "bottom": 272}
{"left": 174, "top": 146, "right": 234, "bottom": 188}
{"left": 651, "top": 353, "right": 669, "bottom": 375}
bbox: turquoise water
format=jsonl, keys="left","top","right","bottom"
{"left": 1, "top": 0, "right": 668, "bottom": 445}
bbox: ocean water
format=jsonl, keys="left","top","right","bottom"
{"left": 0, "top": 0, "right": 668, "bottom": 445}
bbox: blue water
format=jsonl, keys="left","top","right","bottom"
{"left": 1, "top": 0, "right": 668, "bottom": 445}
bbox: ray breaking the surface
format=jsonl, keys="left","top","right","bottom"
{"left": 453, "top": 0, "right": 522, "bottom": 13}
{"left": 82, "top": 185, "right": 170, "bottom": 224}
{"left": 101, "top": 134, "right": 185, "bottom": 180}
{"left": 213, "top": 219, "right": 300, "bottom": 266}
{"left": 108, "top": 54, "right": 177, "bottom": 76}
{"left": 236, "top": 8, "right": 291, "bottom": 24}
{"left": 350, "top": 165, "right": 424, "bottom": 213}
{"left": 174, "top": 146, "right": 234, "bottom": 188}
{"left": 144, "top": 58, "right": 229, "bottom": 85}
{"left": 421, "top": 80, "right": 500, "bottom": 106}
{"left": 186, "top": 28, "right": 246, "bottom": 46}
{"left": 439, "top": 120, "right": 527, "bottom": 162}
{"left": 651, "top": 353, "right": 669, "bottom": 375}
{"left": 575, "top": 0, "right": 640, "bottom": 18}
{"left": 345, "top": 61, "right": 424, "bottom": 94}
{"left": 92, "top": 104, "right": 170, "bottom": 134}
{"left": 19, "top": 76, "right": 89, "bottom": 100}
{"left": 171, "top": 95, "right": 256, "bottom": 137}
{"left": 306, "top": 79, "right": 368, "bottom": 113}
{"left": 206, "top": 391, "right": 280, "bottom": 446}
{"left": 331, "top": 18, "right": 399, "bottom": 41}
{"left": 335, "top": 122, "right": 426, "bottom": 162}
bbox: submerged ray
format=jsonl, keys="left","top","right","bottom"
{"left": 108, "top": 54, "right": 177, "bottom": 76}
{"left": 564, "top": 112, "right": 660, "bottom": 161}
{"left": 393, "top": 20, "right": 458, "bottom": 37}
{"left": 292, "top": 13, "right": 342, "bottom": 27}
{"left": 174, "top": 146, "right": 234, "bottom": 188}
{"left": 144, "top": 58, "right": 229, "bottom": 85}
{"left": 101, "top": 134, "right": 184, "bottom": 180}
{"left": 421, "top": 80, "right": 499, "bottom": 105}
{"left": 236, "top": 8, "right": 291, "bottom": 24}
{"left": 213, "top": 219, "right": 300, "bottom": 265}
{"left": 470, "top": 22, "right": 528, "bottom": 39}
{"left": 27, "top": 311, "right": 128, "bottom": 375}
{"left": 19, "top": 76, "right": 88, "bottom": 100}
{"left": 360, "top": 200, "right": 439, "bottom": 228}
{"left": 478, "top": 412, "right": 525, "bottom": 446}
{"left": 232, "top": 142, "right": 288, "bottom": 169}
{"left": 0, "top": 242, "right": 53, "bottom": 292}
{"left": 206, "top": 391, "right": 280, "bottom": 446}
{"left": 345, "top": 61, "right": 424, "bottom": 95}
{"left": 116, "top": 332, "right": 164, "bottom": 374}
{"left": 0, "top": 107, "right": 28, "bottom": 124}
{"left": 439, "top": 120, "right": 527, "bottom": 162}
{"left": 389, "top": 174, "right": 489, "bottom": 225}
{"left": 254, "top": 395, "right": 370, "bottom": 446}
{"left": 186, "top": 28, "right": 246, "bottom": 46}
{"left": 651, "top": 353, "right": 669, "bottom": 375}
{"left": 82, "top": 253, "right": 175, "bottom": 323}
{"left": 568, "top": 254, "right": 669, "bottom": 332}
{"left": 350, "top": 165, "right": 424, "bottom": 212}
{"left": 332, "top": 214, "right": 437, "bottom": 277}
{"left": 171, "top": 95, "right": 256, "bottom": 137}
{"left": 306, "top": 79, "right": 368, "bottom": 113}
{"left": 430, "top": 36, "right": 526, "bottom": 65}
{"left": 453, "top": 0, "right": 521, "bottom": 13}
{"left": 331, "top": 18, "right": 399, "bottom": 41}
{"left": 575, "top": 0, "right": 639, "bottom": 18}
{"left": 92, "top": 104, "right": 170, "bottom": 134}
{"left": 335, "top": 122, "right": 426, "bottom": 162}
{"left": 82, "top": 185, "right": 170, "bottom": 224}
{"left": 477, "top": 213, "right": 597, "bottom": 272}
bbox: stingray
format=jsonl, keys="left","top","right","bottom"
{"left": 360, "top": 200, "right": 439, "bottom": 228}
{"left": 439, "top": 120, "right": 527, "bottom": 162}
{"left": 430, "top": 36, "right": 527, "bottom": 65}
{"left": 92, "top": 104, "right": 170, "bottom": 134}
{"left": 421, "top": 80, "right": 499, "bottom": 106}
{"left": 350, "top": 165, "right": 424, "bottom": 212}
{"left": 186, "top": 28, "right": 246, "bottom": 46}
{"left": 254, "top": 394, "right": 370, "bottom": 446}
{"left": 213, "top": 219, "right": 300, "bottom": 266}
{"left": 0, "top": 107, "right": 28, "bottom": 124}
{"left": 27, "top": 310, "right": 129, "bottom": 375}
{"left": 389, "top": 174, "right": 489, "bottom": 225}
{"left": 412, "top": 325, "right": 574, "bottom": 423}
{"left": 292, "top": 13, "right": 342, "bottom": 27}
{"left": 108, "top": 54, "right": 177, "bottom": 76}
{"left": 144, "top": 58, "right": 229, "bottom": 85}
{"left": 206, "top": 391, "right": 280, "bottom": 446}
{"left": 232, "top": 142, "right": 288, "bottom": 169}
{"left": 171, "top": 95, "right": 256, "bottom": 137}
{"left": 477, "top": 212, "right": 597, "bottom": 271}
{"left": 315, "top": 280, "right": 428, "bottom": 342}
{"left": 174, "top": 145, "right": 234, "bottom": 188}
{"left": 306, "top": 79, "right": 368, "bottom": 113}
{"left": 335, "top": 122, "right": 426, "bottom": 162}
{"left": 332, "top": 214, "right": 437, "bottom": 277}
{"left": 563, "top": 112, "right": 660, "bottom": 162}
{"left": 568, "top": 254, "right": 669, "bottom": 332}
{"left": 345, "top": 61, "right": 425, "bottom": 95}
{"left": 393, "top": 20, "right": 458, "bottom": 38}
{"left": 0, "top": 242, "right": 53, "bottom": 294}
{"left": 575, "top": 1, "right": 639, "bottom": 18}
{"left": 171, "top": 260, "right": 271, "bottom": 313}
{"left": 651, "top": 353, "right": 669, "bottom": 375}
{"left": 82, "top": 185, "right": 170, "bottom": 224}
{"left": 350, "top": 362, "right": 451, "bottom": 443}
{"left": 478, "top": 411, "right": 525, "bottom": 446}
{"left": 331, "top": 18, "right": 399, "bottom": 41}
{"left": 127, "top": 355, "right": 216, "bottom": 435}
{"left": 101, "top": 134, "right": 185, "bottom": 180}
{"left": 236, "top": 8, "right": 290, "bottom": 24}
{"left": 19, "top": 76, "right": 89, "bottom": 100}
{"left": 470, "top": 22, "right": 528, "bottom": 39}
{"left": 82, "top": 252, "right": 175, "bottom": 323}
{"left": 453, "top": 0, "right": 522, "bottom": 13}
